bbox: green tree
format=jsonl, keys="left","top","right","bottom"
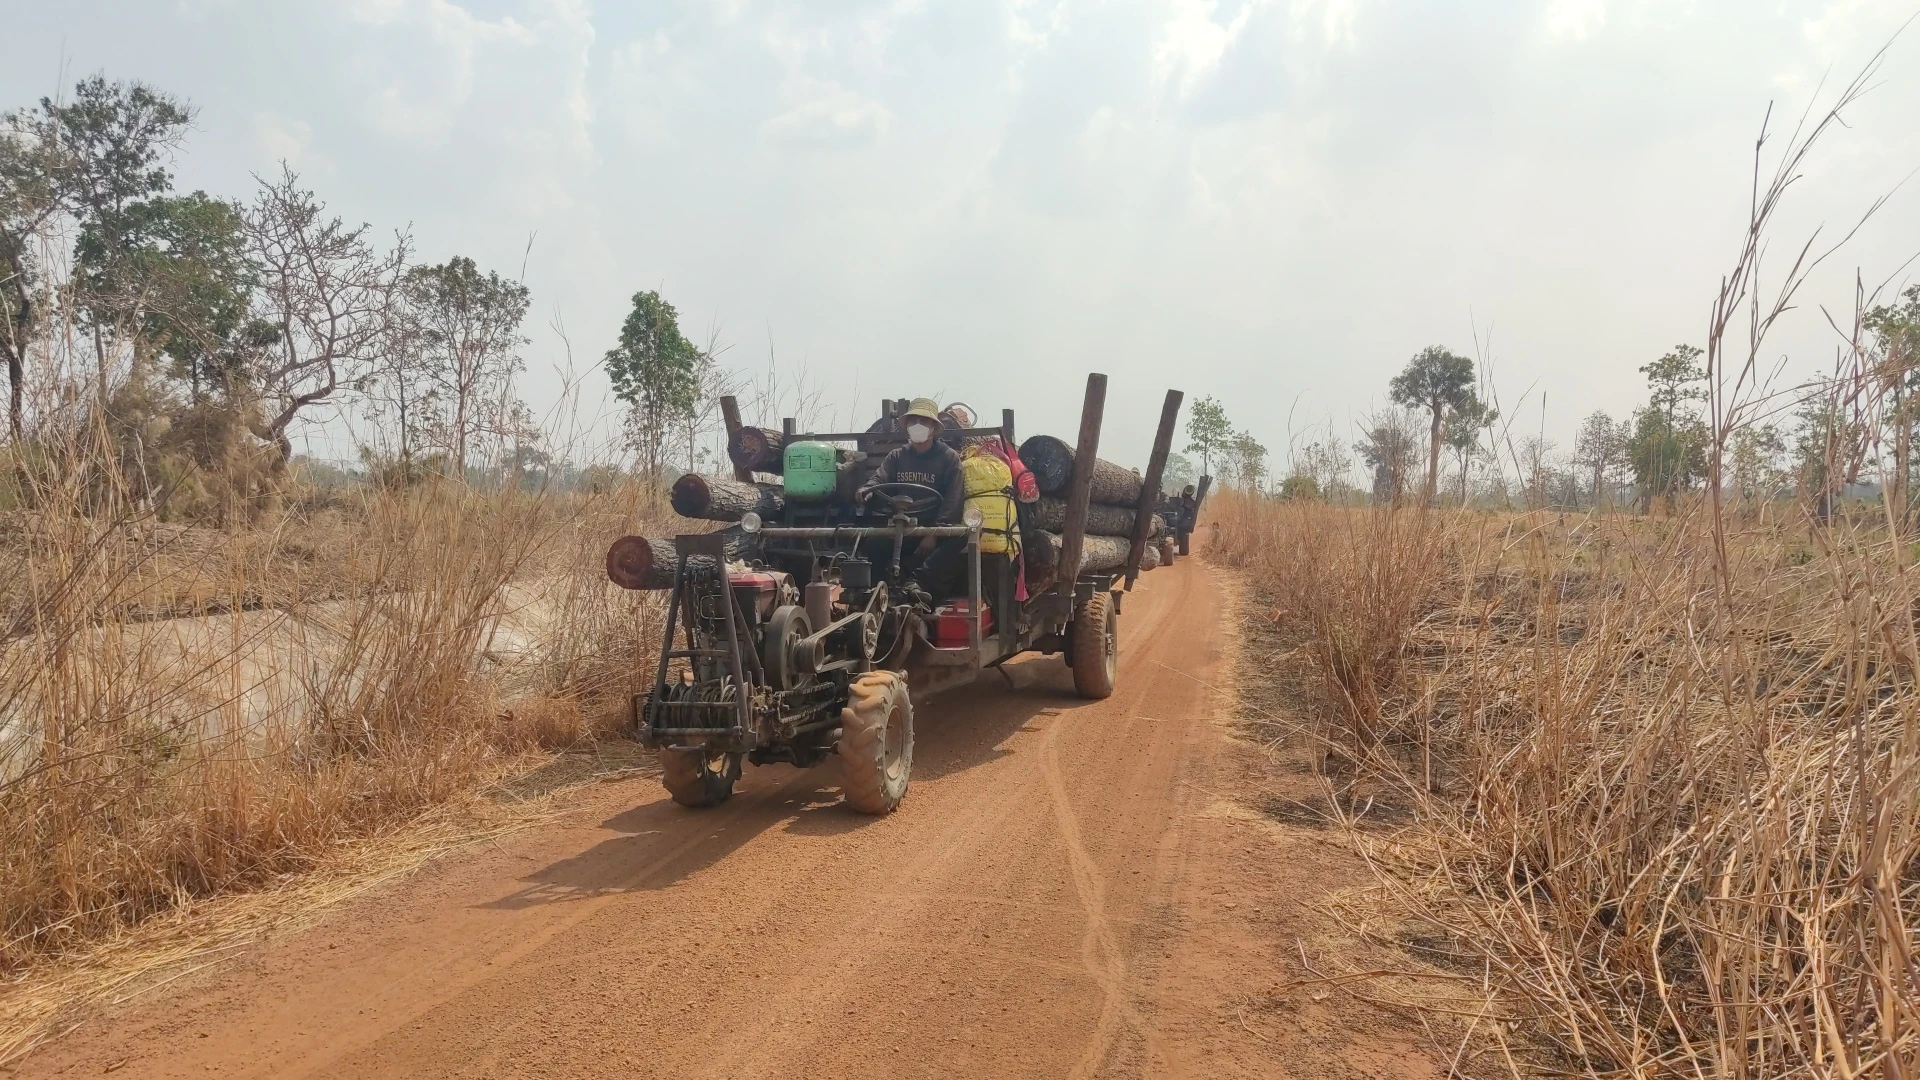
{"left": 1183, "top": 395, "right": 1232, "bottom": 478}
{"left": 1729, "top": 423, "right": 1788, "bottom": 505}
{"left": 1388, "top": 345, "right": 1478, "bottom": 504}
{"left": 1227, "top": 429, "right": 1268, "bottom": 491}
{"left": 39, "top": 77, "right": 195, "bottom": 390}
{"left": 1641, "top": 344, "right": 1705, "bottom": 428}
{"left": 1357, "top": 408, "right": 1422, "bottom": 505}
{"left": 0, "top": 106, "right": 66, "bottom": 438}
{"left": 399, "top": 256, "right": 529, "bottom": 478}
{"left": 1867, "top": 285, "right": 1920, "bottom": 527}
{"left": 1627, "top": 345, "right": 1708, "bottom": 509}
{"left": 605, "top": 290, "right": 700, "bottom": 476}
{"left": 77, "top": 191, "right": 260, "bottom": 402}
{"left": 1161, "top": 451, "right": 1196, "bottom": 491}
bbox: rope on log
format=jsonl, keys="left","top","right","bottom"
{"left": 669, "top": 474, "right": 785, "bottom": 522}
{"left": 1018, "top": 435, "right": 1145, "bottom": 504}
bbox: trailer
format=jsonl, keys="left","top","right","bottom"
{"left": 606, "top": 375, "right": 1184, "bottom": 813}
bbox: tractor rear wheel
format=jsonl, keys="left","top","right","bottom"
{"left": 1177, "top": 531, "right": 1190, "bottom": 556}
{"left": 838, "top": 670, "right": 913, "bottom": 814}
{"left": 1071, "top": 591, "right": 1117, "bottom": 699}
{"left": 659, "top": 747, "right": 740, "bottom": 808}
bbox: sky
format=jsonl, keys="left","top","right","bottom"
{"left": 5, "top": 0, "right": 1919, "bottom": 474}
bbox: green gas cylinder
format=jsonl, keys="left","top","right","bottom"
{"left": 782, "top": 440, "right": 839, "bottom": 501}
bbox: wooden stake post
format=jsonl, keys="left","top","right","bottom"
{"left": 1123, "top": 389, "right": 1184, "bottom": 590}
{"left": 1055, "top": 374, "right": 1107, "bottom": 591}
{"left": 719, "top": 395, "right": 753, "bottom": 483}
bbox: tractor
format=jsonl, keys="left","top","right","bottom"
{"left": 608, "top": 375, "right": 1183, "bottom": 814}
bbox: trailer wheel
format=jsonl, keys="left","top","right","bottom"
{"left": 1071, "top": 591, "right": 1117, "bottom": 699}
{"left": 659, "top": 747, "right": 740, "bottom": 808}
{"left": 838, "top": 670, "right": 913, "bottom": 814}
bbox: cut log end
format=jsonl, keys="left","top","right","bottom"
{"left": 670, "top": 473, "right": 714, "bottom": 519}
{"left": 606, "top": 535, "right": 659, "bottom": 590}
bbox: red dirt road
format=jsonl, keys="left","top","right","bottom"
{"left": 19, "top": 557, "right": 1439, "bottom": 1079}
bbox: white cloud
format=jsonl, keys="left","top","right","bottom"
{"left": 763, "top": 79, "right": 895, "bottom": 147}
{"left": 1154, "top": 0, "right": 1260, "bottom": 98}
{"left": 1543, "top": 0, "right": 1608, "bottom": 41}
{"left": 253, "top": 111, "right": 326, "bottom": 172}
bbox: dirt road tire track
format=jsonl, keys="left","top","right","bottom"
{"left": 16, "top": 556, "right": 1441, "bottom": 1079}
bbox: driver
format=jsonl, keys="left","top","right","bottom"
{"left": 856, "top": 397, "right": 966, "bottom": 592}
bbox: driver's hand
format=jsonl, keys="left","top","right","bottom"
{"left": 917, "top": 536, "right": 937, "bottom": 556}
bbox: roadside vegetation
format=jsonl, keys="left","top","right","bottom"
{"left": 1205, "top": 63, "right": 1920, "bottom": 1077}
{"left": 0, "top": 72, "right": 792, "bottom": 994}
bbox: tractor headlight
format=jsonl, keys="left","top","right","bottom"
{"left": 963, "top": 505, "right": 985, "bottom": 530}
{"left": 740, "top": 511, "right": 762, "bottom": 534}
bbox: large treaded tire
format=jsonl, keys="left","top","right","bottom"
{"left": 838, "top": 670, "right": 913, "bottom": 814}
{"left": 1071, "top": 591, "right": 1118, "bottom": 700}
{"left": 659, "top": 748, "right": 739, "bottom": 808}
{"left": 1177, "top": 531, "right": 1190, "bottom": 556}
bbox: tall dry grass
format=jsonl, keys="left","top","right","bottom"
{"left": 0, "top": 455, "right": 670, "bottom": 973}
{"left": 1210, "top": 491, "right": 1919, "bottom": 1077}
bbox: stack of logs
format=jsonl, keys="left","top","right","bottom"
{"left": 1015, "top": 435, "right": 1164, "bottom": 587}
{"left": 605, "top": 430, "right": 1167, "bottom": 592}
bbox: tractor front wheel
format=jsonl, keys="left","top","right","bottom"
{"left": 1070, "top": 591, "right": 1118, "bottom": 699}
{"left": 838, "top": 670, "right": 913, "bottom": 814}
{"left": 659, "top": 747, "right": 740, "bottom": 808}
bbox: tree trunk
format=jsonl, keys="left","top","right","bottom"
{"left": 669, "top": 473, "right": 786, "bottom": 521}
{"left": 1022, "top": 531, "right": 1144, "bottom": 589}
{"left": 728, "top": 426, "right": 786, "bottom": 474}
{"left": 606, "top": 530, "right": 750, "bottom": 591}
{"left": 1425, "top": 405, "right": 1443, "bottom": 506}
{"left": 5, "top": 344, "right": 19, "bottom": 442}
{"left": 1018, "top": 435, "right": 1144, "bottom": 503}
{"left": 1031, "top": 497, "right": 1161, "bottom": 538}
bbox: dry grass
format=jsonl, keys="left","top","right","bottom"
{"left": 0, "top": 467, "right": 672, "bottom": 981}
{"left": 1209, "top": 491, "right": 1920, "bottom": 1077}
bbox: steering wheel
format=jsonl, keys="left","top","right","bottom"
{"left": 863, "top": 481, "right": 943, "bottom": 517}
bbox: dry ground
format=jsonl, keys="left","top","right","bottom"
{"left": 10, "top": 550, "right": 1442, "bottom": 1079}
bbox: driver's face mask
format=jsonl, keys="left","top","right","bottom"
{"left": 906, "top": 422, "right": 934, "bottom": 445}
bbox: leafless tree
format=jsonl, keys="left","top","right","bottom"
{"left": 244, "top": 165, "right": 407, "bottom": 475}
{"left": 672, "top": 329, "right": 739, "bottom": 472}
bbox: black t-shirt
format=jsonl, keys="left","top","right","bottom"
{"left": 868, "top": 441, "right": 965, "bottom": 524}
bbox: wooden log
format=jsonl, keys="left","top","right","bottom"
{"left": 606, "top": 531, "right": 750, "bottom": 591}
{"left": 1018, "top": 434, "right": 1144, "bottom": 504}
{"left": 1054, "top": 376, "right": 1107, "bottom": 591}
{"left": 1032, "top": 498, "right": 1163, "bottom": 538}
{"left": 669, "top": 474, "right": 785, "bottom": 522}
{"left": 726, "top": 425, "right": 785, "bottom": 475}
{"left": 1022, "top": 531, "right": 1137, "bottom": 587}
{"left": 1125, "top": 388, "right": 1183, "bottom": 591}
{"left": 719, "top": 396, "right": 754, "bottom": 482}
